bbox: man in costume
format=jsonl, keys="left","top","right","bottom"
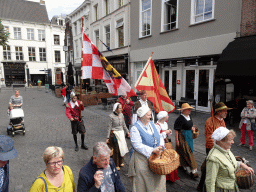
{"left": 65, "top": 92, "right": 88, "bottom": 151}
{"left": 197, "top": 102, "right": 231, "bottom": 191}
{"left": 117, "top": 95, "right": 134, "bottom": 129}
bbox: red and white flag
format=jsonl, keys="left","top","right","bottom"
{"left": 82, "top": 33, "right": 136, "bottom": 97}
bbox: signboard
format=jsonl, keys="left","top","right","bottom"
{"left": 177, "top": 80, "right": 181, "bottom": 84}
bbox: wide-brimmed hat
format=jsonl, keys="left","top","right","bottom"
{"left": 214, "top": 102, "right": 232, "bottom": 112}
{"left": 177, "top": 103, "right": 194, "bottom": 111}
{"left": 0, "top": 135, "right": 18, "bottom": 161}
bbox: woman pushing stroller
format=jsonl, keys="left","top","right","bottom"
{"left": 9, "top": 90, "right": 23, "bottom": 110}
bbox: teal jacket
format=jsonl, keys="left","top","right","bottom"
{"left": 205, "top": 145, "right": 238, "bottom": 192}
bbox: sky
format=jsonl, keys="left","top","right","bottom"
{"left": 27, "top": 0, "right": 83, "bottom": 20}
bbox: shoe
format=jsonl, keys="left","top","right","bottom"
{"left": 81, "top": 145, "right": 89, "bottom": 150}
{"left": 75, "top": 146, "right": 79, "bottom": 151}
{"left": 249, "top": 146, "right": 253, "bottom": 151}
{"left": 238, "top": 143, "right": 245, "bottom": 147}
{"left": 116, "top": 167, "right": 120, "bottom": 171}
{"left": 191, "top": 173, "right": 199, "bottom": 179}
{"left": 120, "top": 163, "right": 124, "bottom": 167}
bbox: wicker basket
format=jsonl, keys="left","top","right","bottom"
{"left": 235, "top": 156, "right": 254, "bottom": 189}
{"left": 148, "top": 149, "right": 180, "bottom": 175}
{"left": 165, "top": 142, "right": 173, "bottom": 149}
{"left": 193, "top": 126, "right": 199, "bottom": 139}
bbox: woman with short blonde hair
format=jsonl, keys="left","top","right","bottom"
{"left": 30, "top": 146, "right": 75, "bottom": 192}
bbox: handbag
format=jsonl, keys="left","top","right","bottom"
{"left": 251, "top": 120, "right": 256, "bottom": 131}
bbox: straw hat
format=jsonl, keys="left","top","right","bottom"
{"left": 214, "top": 102, "right": 232, "bottom": 113}
{"left": 177, "top": 103, "right": 194, "bottom": 111}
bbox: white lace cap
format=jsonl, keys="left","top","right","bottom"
{"left": 212, "top": 126, "right": 230, "bottom": 141}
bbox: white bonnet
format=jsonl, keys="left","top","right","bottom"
{"left": 70, "top": 92, "right": 76, "bottom": 99}
{"left": 137, "top": 106, "right": 150, "bottom": 118}
{"left": 113, "top": 103, "right": 120, "bottom": 112}
{"left": 212, "top": 127, "right": 230, "bottom": 141}
{"left": 157, "top": 111, "right": 168, "bottom": 120}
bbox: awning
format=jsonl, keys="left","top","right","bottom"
{"left": 216, "top": 35, "right": 256, "bottom": 77}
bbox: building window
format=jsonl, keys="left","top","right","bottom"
{"left": 116, "top": 19, "right": 124, "bottom": 47}
{"left": 75, "top": 40, "right": 79, "bottom": 58}
{"left": 54, "top": 35, "right": 60, "bottom": 45}
{"left": 118, "top": 0, "right": 123, "bottom": 8}
{"left": 95, "top": 30, "right": 100, "bottom": 48}
{"left": 140, "top": 0, "right": 152, "bottom": 37}
{"left": 58, "top": 19, "right": 64, "bottom": 26}
{"left": 3, "top": 45, "right": 11, "bottom": 60}
{"left": 67, "top": 35, "right": 70, "bottom": 46}
{"left": 94, "top": 4, "right": 98, "bottom": 21}
{"left": 105, "top": 25, "right": 110, "bottom": 47}
{"left": 135, "top": 62, "right": 146, "bottom": 80}
{"left": 28, "top": 47, "right": 36, "bottom": 61}
{"left": 27, "top": 28, "right": 34, "bottom": 40}
{"left": 161, "top": 0, "right": 178, "bottom": 31}
{"left": 38, "top": 30, "right": 45, "bottom": 41}
{"left": 74, "top": 22, "right": 77, "bottom": 36}
{"left": 191, "top": 0, "right": 214, "bottom": 24}
{"left": 39, "top": 48, "right": 46, "bottom": 61}
{"left": 14, "top": 27, "right": 22, "bottom": 39}
{"left": 15, "top": 47, "right": 23, "bottom": 61}
{"left": 55, "top": 51, "right": 61, "bottom": 62}
{"left": 105, "top": 0, "right": 110, "bottom": 15}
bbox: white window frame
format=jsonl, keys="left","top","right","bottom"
{"left": 27, "top": 28, "right": 34, "bottom": 40}
{"left": 75, "top": 40, "right": 79, "bottom": 58}
{"left": 54, "top": 35, "right": 60, "bottom": 45}
{"left": 74, "top": 22, "right": 77, "bottom": 36}
{"left": 3, "top": 45, "right": 11, "bottom": 61}
{"left": 135, "top": 61, "right": 146, "bottom": 82}
{"left": 55, "top": 50, "right": 61, "bottom": 63}
{"left": 14, "top": 27, "right": 22, "bottom": 39}
{"left": 104, "top": 24, "right": 111, "bottom": 49}
{"left": 38, "top": 30, "right": 45, "bottom": 41}
{"left": 94, "top": 4, "right": 98, "bottom": 21}
{"left": 116, "top": 19, "right": 124, "bottom": 48}
{"left": 28, "top": 47, "right": 36, "bottom": 61}
{"left": 190, "top": 0, "right": 215, "bottom": 25}
{"left": 118, "top": 0, "right": 124, "bottom": 8}
{"left": 15, "top": 47, "right": 23, "bottom": 61}
{"left": 161, "top": 0, "right": 179, "bottom": 32}
{"left": 139, "top": 0, "right": 152, "bottom": 38}
{"left": 104, "top": 0, "right": 110, "bottom": 16}
{"left": 39, "top": 48, "right": 46, "bottom": 62}
{"left": 94, "top": 29, "right": 100, "bottom": 48}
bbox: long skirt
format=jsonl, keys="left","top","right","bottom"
{"left": 109, "top": 132, "right": 124, "bottom": 167}
{"left": 128, "top": 151, "right": 166, "bottom": 192}
{"left": 176, "top": 131, "right": 197, "bottom": 170}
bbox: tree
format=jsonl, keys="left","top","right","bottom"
{"left": 0, "top": 19, "right": 9, "bottom": 46}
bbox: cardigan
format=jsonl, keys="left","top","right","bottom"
{"left": 205, "top": 116, "right": 226, "bottom": 149}
{"left": 205, "top": 145, "right": 238, "bottom": 192}
{"left": 239, "top": 107, "right": 256, "bottom": 131}
{"left": 107, "top": 112, "right": 129, "bottom": 138}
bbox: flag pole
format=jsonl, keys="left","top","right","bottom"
{"left": 79, "top": 17, "right": 85, "bottom": 121}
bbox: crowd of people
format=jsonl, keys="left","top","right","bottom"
{"left": 1, "top": 89, "right": 255, "bottom": 192}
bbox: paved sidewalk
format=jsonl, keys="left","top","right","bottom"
{"left": 0, "top": 88, "right": 255, "bottom": 191}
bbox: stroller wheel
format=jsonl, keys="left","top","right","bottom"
{"left": 12, "top": 132, "right": 15, "bottom": 137}
{"left": 7, "top": 129, "right": 9, "bottom": 135}
{"left": 23, "top": 130, "right": 25, "bottom": 135}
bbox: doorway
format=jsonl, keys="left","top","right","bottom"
{"left": 163, "top": 69, "right": 177, "bottom": 101}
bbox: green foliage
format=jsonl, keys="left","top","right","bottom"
{"left": 0, "top": 19, "right": 9, "bottom": 47}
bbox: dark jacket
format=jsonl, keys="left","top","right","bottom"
{"left": 77, "top": 158, "right": 126, "bottom": 192}
{"left": 1, "top": 161, "right": 9, "bottom": 192}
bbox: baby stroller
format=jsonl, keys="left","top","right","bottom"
{"left": 7, "top": 107, "right": 25, "bottom": 137}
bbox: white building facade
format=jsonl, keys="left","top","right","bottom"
{"left": 0, "top": 0, "right": 66, "bottom": 87}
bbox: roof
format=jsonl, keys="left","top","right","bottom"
{"left": 216, "top": 35, "right": 256, "bottom": 77}
{"left": 0, "top": 0, "right": 49, "bottom": 24}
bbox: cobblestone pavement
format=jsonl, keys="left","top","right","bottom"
{"left": 0, "top": 88, "right": 255, "bottom": 192}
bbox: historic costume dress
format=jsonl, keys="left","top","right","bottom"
{"left": 156, "top": 121, "right": 179, "bottom": 182}
{"left": 174, "top": 114, "right": 197, "bottom": 173}
{"left": 128, "top": 120, "right": 166, "bottom": 192}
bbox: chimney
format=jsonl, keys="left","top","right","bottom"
{"left": 40, "top": 0, "right": 45, "bottom": 5}
{"left": 240, "top": 0, "right": 256, "bottom": 37}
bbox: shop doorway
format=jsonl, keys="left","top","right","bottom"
{"left": 31, "top": 74, "right": 46, "bottom": 86}
{"left": 184, "top": 67, "right": 215, "bottom": 112}
{"left": 163, "top": 69, "right": 177, "bottom": 101}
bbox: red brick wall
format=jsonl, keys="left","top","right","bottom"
{"left": 240, "top": 0, "right": 256, "bottom": 37}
